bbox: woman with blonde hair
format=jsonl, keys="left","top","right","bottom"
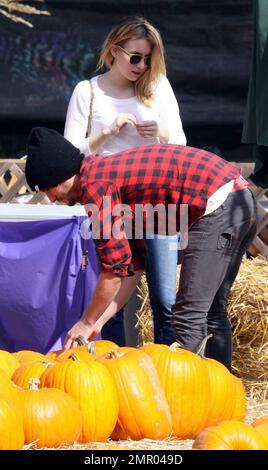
{"left": 64, "top": 16, "right": 186, "bottom": 345}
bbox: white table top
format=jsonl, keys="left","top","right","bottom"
{"left": 0, "top": 203, "right": 86, "bottom": 220}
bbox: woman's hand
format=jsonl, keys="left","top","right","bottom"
{"left": 135, "top": 120, "right": 159, "bottom": 138}
{"left": 106, "top": 113, "right": 137, "bottom": 136}
{"left": 89, "top": 113, "right": 137, "bottom": 152}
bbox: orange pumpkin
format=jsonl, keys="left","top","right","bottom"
{"left": 0, "top": 368, "right": 21, "bottom": 408}
{"left": 252, "top": 415, "right": 268, "bottom": 446}
{"left": 192, "top": 420, "right": 267, "bottom": 450}
{"left": 40, "top": 356, "right": 119, "bottom": 443}
{"left": 146, "top": 342, "right": 211, "bottom": 439}
{"left": 55, "top": 347, "right": 94, "bottom": 363}
{"left": 20, "top": 379, "right": 82, "bottom": 447}
{"left": 202, "top": 358, "right": 236, "bottom": 427}
{"left": 140, "top": 343, "right": 169, "bottom": 355}
{"left": 0, "top": 350, "right": 20, "bottom": 377}
{"left": 12, "top": 360, "right": 55, "bottom": 389}
{"left": 47, "top": 339, "right": 117, "bottom": 361}
{"left": 196, "top": 335, "right": 244, "bottom": 425}
{"left": 46, "top": 351, "right": 59, "bottom": 361}
{"left": 109, "top": 348, "right": 156, "bottom": 441}
{"left": 230, "top": 376, "right": 246, "bottom": 421}
{"left": 88, "top": 340, "right": 118, "bottom": 357}
{"left": 13, "top": 350, "right": 47, "bottom": 365}
{"left": 0, "top": 396, "right": 24, "bottom": 449}
{"left": 48, "top": 336, "right": 89, "bottom": 361}
{"left": 97, "top": 348, "right": 172, "bottom": 440}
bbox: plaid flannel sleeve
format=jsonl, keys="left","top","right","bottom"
{"left": 129, "top": 239, "right": 146, "bottom": 272}
{"left": 83, "top": 181, "right": 144, "bottom": 277}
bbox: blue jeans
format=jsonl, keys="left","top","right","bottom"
{"left": 102, "top": 234, "right": 180, "bottom": 346}
{"left": 101, "top": 307, "right": 126, "bottom": 346}
{"left": 145, "top": 234, "right": 179, "bottom": 345}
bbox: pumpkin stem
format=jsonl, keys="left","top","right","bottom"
{"left": 28, "top": 378, "right": 40, "bottom": 390}
{"left": 169, "top": 342, "right": 182, "bottom": 351}
{"left": 196, "top": 334, "right": 213, "bottom": 358}
{"left": 87, "top": 341, "right": 96, "bottom": 355}
{"left": 75, "top": 335, "right": 89, "bottom": 347}
{"left": 40, "top": 361, "right": 54, "bottom": 367}
{"left": 105, "top": 349, "right": 120, "bottom": 359}
{"left": 69, "top": 353, "right": 81, "bottom": 361}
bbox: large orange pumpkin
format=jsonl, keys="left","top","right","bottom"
{"left": 192, "top": 420, "right": 267, "bottom": 450}
{"left": 12, "top": 360, "right": 55, "bottom": 389}
{"left": 48, "top": 336, "right": 90, "bottom": 361}
{"left": 0, "top": 350, "right": 20, "bottom": 377}
{"left": 46, "top": 351, "right": 59, "bottom": 361}
{"left": 0, "top": 396, "right": 24, "bottom": 449}
{"left": 47, "top": 339, "right": 117, "bottom": 361}
{"left": 13, "top": 350, "right": 47, "bottom": 365}
{"left": 202, "top": 358, "right": 236, "bottom": 427}
{"left": 55, "top": 348, "right": 95, "bottom": 363}
{"left": 109, "top": 347, "right": 166, "bottom": 441}
{"left": 230, "top": 376, "right": 246, "bottom": 421}
{"left": 252, "top": 415, "right": 268, "bottom": 446}
{"left": 87, "top": 340, "right": 118, "bottom": 357}
{"left": 140, "top": 343, "right": 169, "bottom": 355}
{"left": 196, "top": 335, "right": 244, "bottom": 425}
{"left": 20, "top": 379, "right": 82, "bottom": 447}
{"left": 0, "top": 368, "right": 21, "bottom": 408}
{"left": 40, "top": 356, "right": 118, "bottom": 443}
{"left": 97, "top": 348, "right": 172, "bottom": 440}
{"left": 146, "top": 342, "right": 210, "bottom": 439}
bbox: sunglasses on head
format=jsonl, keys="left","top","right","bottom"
{"left": 117, "top": 45, "right": 151, "bottom": 67}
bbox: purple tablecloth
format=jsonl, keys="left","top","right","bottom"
{"left": 0, "top": 217, "right": 99, "bottom": 353}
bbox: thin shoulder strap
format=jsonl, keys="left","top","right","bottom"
{"left": 82, "top": 79, "right": 94, "bottom": 272}
{"left": 86, "top": 79, "right": 94, "bottom": 138}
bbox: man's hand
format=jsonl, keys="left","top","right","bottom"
{"left": 63, "top": 317, "right": 101, "bottom": 350}
{"left": 63, "top": 271, "right": 142, "bottom": 350}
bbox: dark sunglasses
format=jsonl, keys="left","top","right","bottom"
{"left": 117, "top": 45, "right": 151, "bottom": 67}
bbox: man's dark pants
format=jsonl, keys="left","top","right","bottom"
{"left": 172, "top": 188, "right": 258, "bottom": 370}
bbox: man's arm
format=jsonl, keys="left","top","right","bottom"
{"left": 87, "top": 271, "right": 142, "bottom": 340}
{"left": 64, "top": 271, "right": 141, "bottom": 349}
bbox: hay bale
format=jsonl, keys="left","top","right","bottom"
{"left": 136, "top": 280, "right": 154, "bottom": 344}
{"left": 135, "top": 257, "right": 268, "bottom": 397}
{"left": 228, "top": 257, "right": 268, "bottom": 397}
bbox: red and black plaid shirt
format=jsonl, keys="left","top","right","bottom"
{"left": 80, "top": 144, "right": 240, "bottom": 277}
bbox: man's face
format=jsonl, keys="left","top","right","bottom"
{"left": 43, "top": 176, "right": 82, "bottom": 206}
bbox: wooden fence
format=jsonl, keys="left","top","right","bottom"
{"left": 0, "top": 158, "right": 267, "bottom": 257}
{"left": 0, "top": 158, "right": 49, "bottom": 204}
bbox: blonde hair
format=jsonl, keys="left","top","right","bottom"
{"left": 97, "top": 17, "right": 166, "bottom": 106}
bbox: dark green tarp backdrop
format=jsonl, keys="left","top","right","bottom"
{"left": 0, "top": 0, "right": 253, "bottom": 161}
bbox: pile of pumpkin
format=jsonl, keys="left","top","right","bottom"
{"left": 0, "top": 340, "right": 268, "bottom": 450}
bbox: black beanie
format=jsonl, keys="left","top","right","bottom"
{"left": 25, "top": 127, "right": 84, "bottom": 191}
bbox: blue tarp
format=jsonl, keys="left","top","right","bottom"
{"left": 0, "top": 217, "right": 98, "bottom": 353}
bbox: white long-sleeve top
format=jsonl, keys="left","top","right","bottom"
{"left": 64, "top": 74, "right": 186, "bottom": 156}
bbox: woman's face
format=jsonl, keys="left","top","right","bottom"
{"left": 112, "top": 38, "right": 152, "bottom": 82}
